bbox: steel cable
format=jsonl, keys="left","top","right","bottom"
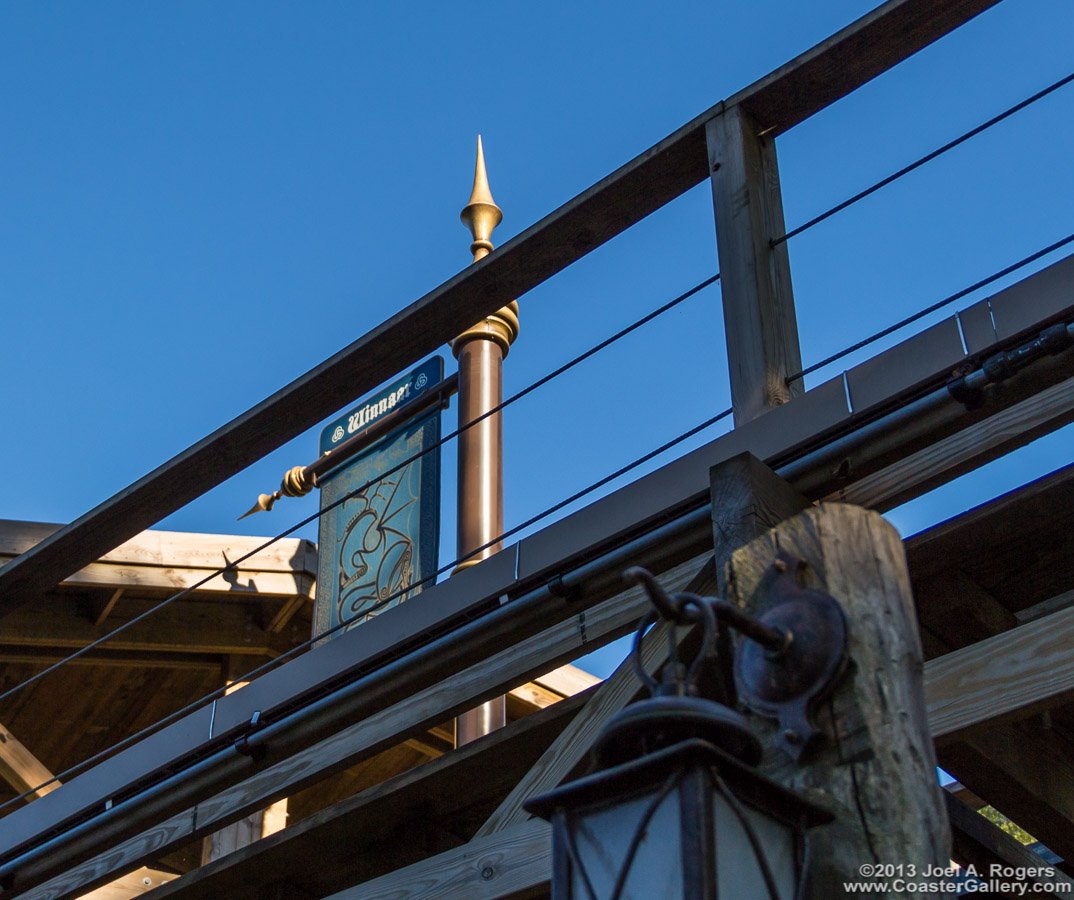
{"left": 785, "top": 230, "right": 1074, "bottom": 385}
{"left": 771, "top": 69, "right": 1074, "bottom": 247}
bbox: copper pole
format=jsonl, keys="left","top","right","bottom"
{"left": 453, "top": 137, "right": 518, "bottom": 746}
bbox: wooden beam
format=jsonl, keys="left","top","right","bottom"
{"left": 325, "top": 819, "right": 549, "bottom": 900}
{"left": 0, "top": 725, "right": 59, "bottom": 801}
{"left": 0, "top": 596, "right": 295, "bottom": 658}
{"left": 77, "top": 868, "right": 176, "bottom": 900}
{"left": 0, "top": 522, "right": 316, "bottom": 577}
{"left": 926, "top": 603, "right": 1074, "bottom": 741}
{"left": 93, "top": 590, "right": 124, "bottom": 628}
{"left": 825, "top": 373, "right": 1074, "bottom": 511}
{"left": 145, "top": 689, "right": 586, "bottom": 900}
{"left": 476, "top": 563, "right": 716, "bottom": 838}
{"left": 0, "top": 735, "right": 176, "bottom": 900}
{"left": 0, "top": 0, "right": 999, "bottom": 615}
{"left": 707, "top": 107, "right": 802, "bottom": 424}
{"left": 477, "top": 622, "right": 672, "bottom": 839}
{"left": 709, "top": 451, "right": 809, "bottom": 592}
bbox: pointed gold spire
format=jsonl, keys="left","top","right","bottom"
{"left": 460, "top": 135, "right": 502, "bottom": 262}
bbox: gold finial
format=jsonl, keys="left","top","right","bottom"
{"left": 238, "top": 465, "right": 315, "bottom": 520}
{"left": 460, "top": 135, "right": 502, "bottom": 262}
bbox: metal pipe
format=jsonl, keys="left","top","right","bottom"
{"left": 453, "top": 137, "right": 518, "bottom": 746}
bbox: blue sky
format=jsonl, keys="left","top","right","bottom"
{"left": 2, "top": 1, "right": 1073, "bottom": 679}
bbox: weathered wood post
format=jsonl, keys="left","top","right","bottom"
{"left": 725, "top": 502, "right": 950, "bottom": 897}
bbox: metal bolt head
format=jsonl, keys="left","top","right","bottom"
{"left": 481, "top": 866, "right": 495, "bottom": 881}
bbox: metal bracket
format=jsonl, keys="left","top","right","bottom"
{"left": 234, "top": 710, "right": 266, "bottom": 761}
{"left": 733, "top": 551, "right": 848, "bottom": 761}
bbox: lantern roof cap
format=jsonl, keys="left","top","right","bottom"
{"left": 524, "top": 738, "right": 833, "bottom": 829}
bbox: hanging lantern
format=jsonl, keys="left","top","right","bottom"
{"left": 525, "top": 562, "right": 843, "bottom": 900}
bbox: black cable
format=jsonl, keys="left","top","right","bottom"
{"left": 0, "top": 272, "right": 721, "bottom": 718}
{"left": 771, "top": 69, "right": 1074, "bottom": 247}
{"left": 786, "top": 230, "right": 1074, "bottom": 385}
{"left": 0, "top": 282, "right": 724, "bottom": 809}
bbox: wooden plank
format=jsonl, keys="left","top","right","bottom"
{"left": 475, "top": 621, "right": 674, "bottom": 839}
{"left": 16, "top": 555, "right": 708, "bottom": 900}
{"left": 0, "top": 738, "right": 178, "bottom": 900}
{"left": 510, "top": 665, "right": 601, "bottom": 712}
{"left": 325, "top": 819, "right": 549, "bottom": 900}
{"left": 0, "top": 0, "right": 998, "bottom": 615}
{"left": 77, "top": 869, "right": 175, "bottom": 900}
{"left": 925, "top": 604, "right": 1074, "bottom": 741}
{"left": 0, "top": 556, "right": 314, "bottom": 599}
{"left": 0, "top": 596, "right": 295, "bottom": 658}
{"left": 826, "top": 373, "right": 1074, "bottom": 511}
{"left": 530, "top": 664, "right": 600, "bottom": 699}
{"left": 0, "top": 522, "right": 316, "bottom": 575}
{"left": 707, "top": 106, "right": 802, "bottom": 424}
{"left": 0, "top": 724, "right": 59, "bottom": 800}
{"left": 93, "top": 590, "right": 124, "bottom": 628}
{"left": 147, "top": 689, "right": 587, "bottom": 900}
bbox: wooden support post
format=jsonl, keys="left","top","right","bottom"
{"left": 707, "top": 104, "right": 803, "bottom": 426}
{"left": 710, "top": 451, "right": 809, "bottom": 593}
{"left": 727, "top": 503, "right": 949, "bottom": 896}
{"left": 0, "top": 724, "right": 59, "bottom": 800}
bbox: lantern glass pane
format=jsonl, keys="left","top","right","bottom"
{"left": 570, "top": 789, "right": 683, "bottom": 900}
{"left": 714, "top": 792, "right": 797, "bottom": 899}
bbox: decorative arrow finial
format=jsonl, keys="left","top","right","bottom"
{"left": 460, "top": 135, "right": 502, "bottom": 262}
{"left": 237, "top": 466, "right": 314, "bottom": 520}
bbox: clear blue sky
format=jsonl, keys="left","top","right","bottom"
{"left": 2, "top": 1, "right": 1073, "bottom": 679}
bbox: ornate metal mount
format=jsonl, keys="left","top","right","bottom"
{"left": 619, "top": 558, "right": 847, "bottom": 765}
{"left": 733, "top": 551, "right": 848, "bottom": 761}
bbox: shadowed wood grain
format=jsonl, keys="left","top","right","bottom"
{"left": 476, "top": 560, "right": 717, "bottom": 838}
{"left": 926, "top": 604, "right": 1074, "bottom": 740}
{"left": 325, "top": 819, "right": 549, "bottom": 900}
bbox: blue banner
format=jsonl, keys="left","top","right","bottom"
{"left": 314, "top": 358, "right": 443, "bottom": 639}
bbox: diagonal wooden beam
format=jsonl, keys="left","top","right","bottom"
{"left": 0, "top": 725, "right": 59, "bottom": 801}
{"left": 326, "top": 818, "right": 549, "bottom": 900}
{"left": 476, "top": 562, "right": 718, "bottom": 838}
{"left": 925, "top": 603, "right": 1074, "bottom": 741}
